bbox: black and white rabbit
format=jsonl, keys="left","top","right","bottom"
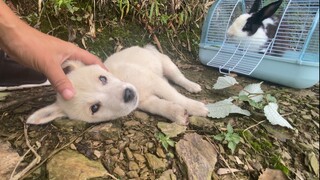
{"left": 227, "top": 0, "right": 284, "bottom": 55}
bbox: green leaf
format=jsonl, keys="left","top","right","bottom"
{"left": 228, "top": 141, "right": 237, "bottom": 154}
{"left": 266, "top": 94, "right": 277, "bottom": 103}
{"left": 213, "top": 134, "right": 225, "bottom": 141}
{"left": 227, "top": 123, "right": 233, "bottom": 133}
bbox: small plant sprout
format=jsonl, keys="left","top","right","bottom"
{"left": 155, "top": 132, "right": 175, "bottom": 152}
{"left": 213, "top": 123, "right": 241, "bottom": 154}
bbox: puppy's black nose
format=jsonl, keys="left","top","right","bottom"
{"left": 123, "top": 88, "right": 135, "bottom": 103}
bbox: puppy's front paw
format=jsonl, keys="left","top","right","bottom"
{"left": 169, "top": 104, "right": 189, "bottom": 125}
{"left": 187, "top": 101, "right": 208, "bottom": 117}
{"left": 185, "top": 82, "right": 202, "bottom": 93}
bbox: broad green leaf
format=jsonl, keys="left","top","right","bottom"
{"left": 228, "top": 141, "right": 237, "bottom": 154}
{"left": 227, "top": 123, "right": 233, "bottom": 133}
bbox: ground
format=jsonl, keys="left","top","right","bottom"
{"left": 0, "top": 2, "right": 319, "bottom": 179}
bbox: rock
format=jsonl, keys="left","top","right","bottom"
{"left": 129, "top": 161, "right": 140, "bottom": 171}
{"left": 133, "top": 153, "right": 146, "bottom": 163}
{"left": 157, "top": 122, "right": 187, "bottom": 137}
{"left": 175, "top": 133, "right": 217, "bottom": 180}
{"left": 110, "top": 148, "right": 120, "bottom": 155}
{"left": 124, "top": 120, "right": 141, "bottom": 127}
{"left": 145, "top": 153, "right": 167, "bottom": 170}
{"left": 156, "top": 147, "right": 166, "bottom": 158}
{"left": 87, "top": 123, "right": 120, "bottom": 141}
{"left": 129, "top": 143, "right": 140, "bottom": 151}
{"left": 47, "top": 150, "right": 107, "bottom": 179}
{"left": 158, "top": 169, "right": 177, "bottom": 180}
{"left": 125, "top": 147, "right": 133, "bottom": 160}
{"left": 113, "top": 166, "right": 125, "bottom": 177}
{"left": 134, "top": 111, "right": 149, "bottom": 121}
{"left": 189, "top": 116, "right": 215, "bottom": 128}
{"left": 127, "top": 171, "right": 139, "bottom": 178}
{"left": 0, "top": 140, "right": 20, "bottom": 179}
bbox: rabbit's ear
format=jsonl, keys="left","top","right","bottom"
{"left": 249, "top": 0, "right": 261, "bottom": 14}
{"left": 255, "top": 0, "right": 282, "bottom": 21}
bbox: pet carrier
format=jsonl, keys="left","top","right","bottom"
{"left": 199, "top": 0, "right": 319, "bottom": 88}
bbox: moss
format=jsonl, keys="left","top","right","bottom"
{"left": 270, "top": 155, "right": 290, "bottom": 176}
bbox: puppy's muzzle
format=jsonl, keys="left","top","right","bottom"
{"left": 123, "top": 88, "right": 136, "bottom": 103}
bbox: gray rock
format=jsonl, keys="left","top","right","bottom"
{"left": 189, "top": 116, "right": 215, "bottom": 128}
{"left": 127, "top": 171, "right": 139, "bottom": 178}
{"left": 47, "top": 150, "right": 107, "bottom": 179}
{"left": 145, "top": 153, "right": 167, "bottom": 170}
{"left": 176, "top": 133, "right": 217, "bottom": 180}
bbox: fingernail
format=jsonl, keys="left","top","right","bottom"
{"left": 62, "top": 89, "right": 74, "bottom": 100}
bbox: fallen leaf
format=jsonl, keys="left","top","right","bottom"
{"left": 0, "top": 92, "right": 10, "bottom": 101}
{"left": 213, "top": 76, "right": 238, "bottom": 89}
{"left": 239, "top": 82, "right": 264, "bottom": 102}
{"left": 157, "top": 122, "right": 187, "bottom": 138}
{"left": 206, "top": 98, "right": 251, "bottom": 118}
{"left": 264, "top": 103, "right": 293, "bottom": 129}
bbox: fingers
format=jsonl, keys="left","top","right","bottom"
{"left": 69, "top": 45, "right": 108, "bottom": 71}
{"left": 45, "top": 64, "right": 75, "bottom": 100}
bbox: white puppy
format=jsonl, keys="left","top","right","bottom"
{"left": 27, "top": 45, "right": 208, "bottom": 125}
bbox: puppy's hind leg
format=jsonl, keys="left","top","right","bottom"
{"left": 139, "top": 95, "right": 188, "bottom": 125}
{"left": 159, "top": 54, "right": 202, "bottom": 93}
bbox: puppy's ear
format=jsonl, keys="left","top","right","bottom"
{"left": 26, "top": 103, "right": 66, "bottom": 124}
{"left": 62, "top": 60, "right": 85, "bottom": 74}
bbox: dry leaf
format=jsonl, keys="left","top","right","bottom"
{"left": 213, "top": 76, "right": 238, "bottom": 89}
{"left": 217, "top": 168, "right": 241, "bottom": 175}
{"left": 264, "top": 103, "right": 293, "bottom": 129}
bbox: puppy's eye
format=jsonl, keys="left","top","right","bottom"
{"left": 90, "top": 103, "right": 100, "bottom": 115}
{"left": 99, "top": 75, "right": 107, "bottom": 85}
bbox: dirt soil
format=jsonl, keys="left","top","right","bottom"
{"left": 0, "top": 1, "right": 319, "bottom": 180}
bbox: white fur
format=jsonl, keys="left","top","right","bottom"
{"left": 227, "top": 14, "right": 275, "bottom": 51}
{"left": 27, "top": 45, "right": 208, "bottom": 125}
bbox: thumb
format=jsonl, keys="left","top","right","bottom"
{"left": 45, "top": 66, "right": 75, "bottom": 100}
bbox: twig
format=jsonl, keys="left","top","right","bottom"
{"left": 10, "top": 119, "right": 41, "bottom": 180}
{"left": 242, "top": 120, "right": 265, "bottom": 133}
{"left": 0, "top": 91, "right": 55, "bottom": 110}
{"left": 205, "top": 136, "right": 238, "bottom": 178}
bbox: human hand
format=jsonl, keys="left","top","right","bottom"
{"left": 0, "top": 1, "right": 107, "bottom": 100}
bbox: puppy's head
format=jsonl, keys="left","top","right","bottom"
{"left": 27, "top": 60, "right": 138, "bottom": 124}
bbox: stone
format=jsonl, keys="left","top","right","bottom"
{"left": 175, "top": 133, "right": 217, "bottom": 180}
{"left": 124, "top": 120, "right": 141, "bottom": 127}
{"left": 133, "top": 153, "right": 146, "bottom": 163}
{"left": 157, "top": 122, "right": 187, "bottom": 137}
{"left": 0, "top": 140, "right": 20, "bottom": 179}
{"left": 156, "top": 147, "right": 166, "bottom": 158}
{"left": 127, "top": 171, "right": 139, "bottom": 178}
{"left": 113, "top": 166, "right": 125, "bottom": 177}
{"left": 129, "top": 161, "right": 140, "bottom": 171}
{"left": 145, "top": 153, "right": 167, "bottom": 170}
{"left": 158, "top": 169, "right": 177, "bottom": 180}
{"left": 47, "top": 150, "right": 107, "bottom": 179}
{"left": 87, "top": 123, "right": 120, "bottom": 141}
{"left": 134, "top": 111, "right": 149, "bottom": 121}
{"left": 53, "top": 118, "right": 88, "bottom": 131}
{"left": 125, "top": 147, "right": 133, "bottom": 160}
{"left": 189, "top": 116, "right": 215, "bottom": 128}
